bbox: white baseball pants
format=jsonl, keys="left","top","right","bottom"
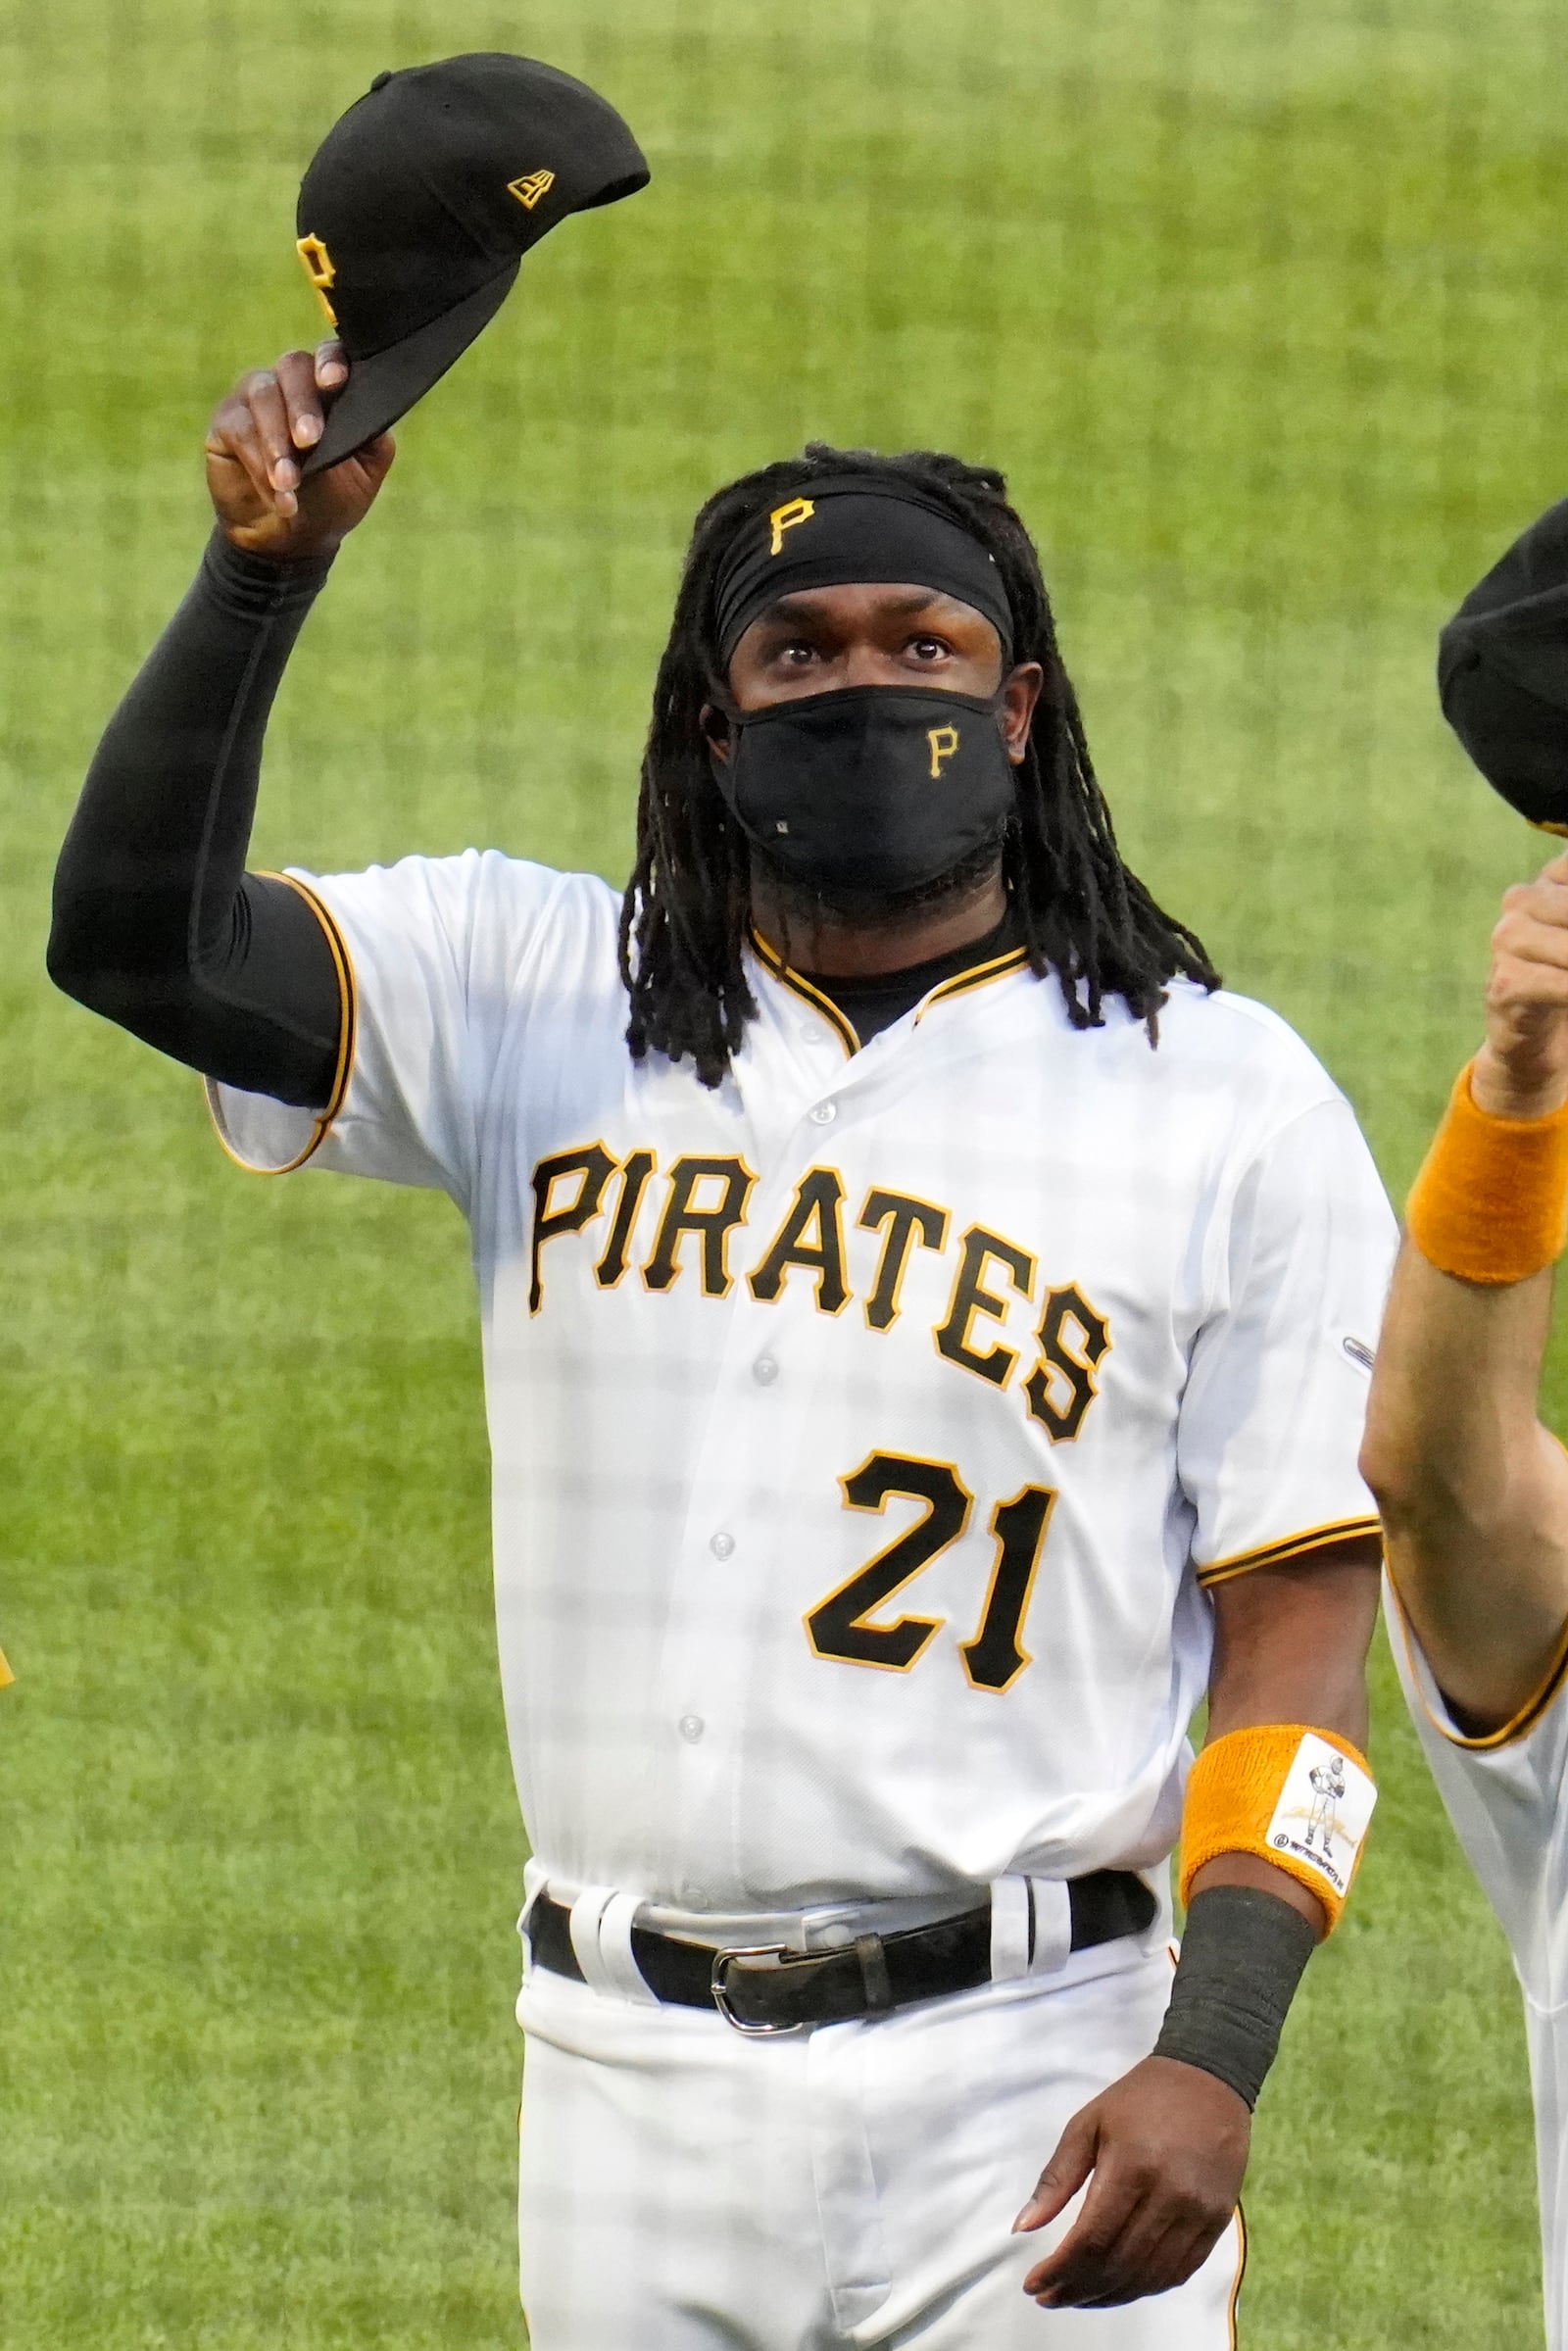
{"left": 516, "top": 1933, "right": 1244, "bottom": 2347}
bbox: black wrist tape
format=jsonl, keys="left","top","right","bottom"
{"left": 1152, "top": 1884, "right": 1318, "bottom": 2110}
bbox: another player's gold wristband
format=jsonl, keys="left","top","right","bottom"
{"left": 1405, "top": 1061, "right": 1568, "bottom": 1286}
{"left": 1179, "top": 1724, "right": 1376, "bottom": 1932}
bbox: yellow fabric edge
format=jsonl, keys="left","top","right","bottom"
{"left": 1196, "top": 1515, "right": 1384, "bottom": 1589}
{"left": 913, "top": 945, "right": 1032, "bottom": 1018}
{"left": 1386, "top": 1565, "right": 1568, "bottom": 1752}
{"left": 748, "top": 929, "right": 859, "bottom": 1056}
{"left": 203, "top": 872, "right": 358, "bottom": 1176}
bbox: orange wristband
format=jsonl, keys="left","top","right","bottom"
{"left": 1406, "top": 1061, "right": 1568, "bottom": 1286}
{"left": 1179, "top": 1724, "right": 1376, "bottom": 1931}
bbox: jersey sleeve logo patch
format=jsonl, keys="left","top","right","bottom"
{"left": 1265, "top": 1732, "right": 1377, "bottom": 1903}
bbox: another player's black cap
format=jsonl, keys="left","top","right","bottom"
{"left": 295, "top": 53, "right": 649, "bottom": 475}
{"left": 1439, "top": 496, "right": 1568, "bottom": 835}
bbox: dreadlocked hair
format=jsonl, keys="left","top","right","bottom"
{"left": 620, "top": 443, "right": 1220, "bottom": 1088}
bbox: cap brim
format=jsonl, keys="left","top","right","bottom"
{"left": 301, "top": 257, "right": 520, "bottom": 475}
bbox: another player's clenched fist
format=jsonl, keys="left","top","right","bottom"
{"left": 1474, "top": 851, "right": 1568, "bottom": 1122}
{"left": 204, "top": 341, "right": 393, "bottom": 563}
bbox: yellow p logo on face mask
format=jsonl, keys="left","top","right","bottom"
{"left": 927, "top": 725, "right": 960, "bottom": 778}
{"left": 768, "top": 497, "right": 815, "bottom": 555}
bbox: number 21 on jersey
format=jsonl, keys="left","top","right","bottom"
{"left": 807, "top": 1451, "right": 1055, "bottom": 1693}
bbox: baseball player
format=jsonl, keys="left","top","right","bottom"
{"left": 1361, "top": 855, "right": 1568, "bottom": 2347}
{"left": 1360, "top": 494, "right": 1568, "bottom": 2351}
{"left": 49, "top": 322, "right": 1396, "bottom": 2337}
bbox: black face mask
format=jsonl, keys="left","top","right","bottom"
{"left": 710, "top": 684, "right": 1017, "bottom": 899}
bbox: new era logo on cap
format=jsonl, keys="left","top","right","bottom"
{"left": 508, "top": 170, "right": 557, "bottom": 210}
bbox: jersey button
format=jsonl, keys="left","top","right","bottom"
{"left": 800, "top": 1022, "right": 826, "bottom": 1045}
{"left": 679, "top": 1714, "right": 705, "bottom": 1743}
{"left": 809, "top": 1101, "right": 838, "bottom": 1125}
{"left": 753, "top": 1356, "right": 778, "bottom": 1386}
{"left": 710, "top": 1531, "right": 735, "bottom": 1559}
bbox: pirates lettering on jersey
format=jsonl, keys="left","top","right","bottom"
{"left": 749, "top": 1167, "right": 851, "bottom": 1313}
{"left": 936, "top": 1225, "right": 1036, "bottom": 1386}
{"left": 858, "top": 1189, "right": 949, "bottom": 1331}
{"left": 644, "top": 1156, "right": 757, "bottom": 1296}
{"left": 528, "top": 1140, "right": 1112, "bottom": 1439}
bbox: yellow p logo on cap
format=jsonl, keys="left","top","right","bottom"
{"left": 927, "top": 725, "right": 960, "bottom": 778}
{"left": 768, "top": 497, "right": 815, "bottom": 555}
{"left": 296, "top": 233, "right": 338, "bottom": 325}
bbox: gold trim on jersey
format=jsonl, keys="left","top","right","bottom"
{"left": 1386, "top": 1568, "right": 1568, "bottom": 1751}
{"left": 1228, "top": 2201, "right": 1248, "bottom": 2345}
{"left": 1195, "top": 1515, "right": 1383, "bottom": 1591}
{"left": 749, "top": 931, "right": 1033, "bottom": 1054}
{"left": 913, "top": 944, "right": 1031, "bottom": 1017}
{"left": 203, "top": 871, "right": 358, "bottom": 1176}
{"left": 749, "top": 929, "right": 860, "bottom": 1055}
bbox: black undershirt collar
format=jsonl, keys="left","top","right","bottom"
{"left": 798, "top": 903, "right": 1025, "bottom": 1047}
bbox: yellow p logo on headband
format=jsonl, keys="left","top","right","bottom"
{"left": 927, "top": 725, "right": 960, "bottom": 778}
{"left": 768, "top": 497, "right": 815, "bottom": 555}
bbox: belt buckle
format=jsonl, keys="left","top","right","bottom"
{"left": 710, "top": 1943, "right": 805, "bottom": 2035}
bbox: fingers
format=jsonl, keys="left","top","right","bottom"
{"left": 1011, "top": 2106, "right": 1098, "bottom": 2234}
{"left": 1022, "top": 2159, "right": 1232, "bottom": 2309}
{"left": 273, "top": 347, "right": 326, "bottom": 456}
{"left": 1021, "top": 2159, "right": 1140, "bottom": 2306}
{"left": 1051, "top": 2213, "right": 1223, "bottom": 2311}
{"left": 206, "top": 348, "right": 354, "bottom": 523}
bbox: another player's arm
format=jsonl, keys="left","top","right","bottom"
{"left": 47, "top": 346, "right": 390, "bottom": 1106}
{"left": 1016, "top": 1534, "right": 1379, "bottom": 2312}
{"left": 1360, "top": 853, "right": 1568, "bottom": 1730}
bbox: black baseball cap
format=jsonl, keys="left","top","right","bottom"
{"left": 295, "top": 53, "right": 649, "bottom": 475}
{"left": 1439, "top": 495, "right": 1568, "bottom": 835}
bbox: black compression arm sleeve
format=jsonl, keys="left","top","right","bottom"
{"left": 49, "top": 530, "right": 345, "bottom": 1110}
{"left": 1152, "top": 1884, "right": 1318, "bottom": 2109}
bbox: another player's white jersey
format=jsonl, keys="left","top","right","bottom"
{"left": 1390, "top": 1587, "right": 1568, "bottom": 2349}
{"left": 211, "top": 852, "right": 1394, "bottom": 1920}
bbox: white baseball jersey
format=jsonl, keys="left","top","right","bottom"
{"left": 1389, "top": 1584, "right": 1568, "bottom": 2349}
{"left": 209, "top": 851, "right": 1394, "bottom": 1925}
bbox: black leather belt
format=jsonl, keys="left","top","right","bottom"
{"left": 528, "top": 1871, "right": 1157, "bottom": 2034}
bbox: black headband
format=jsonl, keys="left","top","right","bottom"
{"left": 711, "top": 475, "right": 1016, "bottom": 666}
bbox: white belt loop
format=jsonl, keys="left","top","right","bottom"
{"left": 1026, "top": 1877, "right": 1073, "bottom": 1976}
{"left": 990, "top": 1876, "right": 1073, "bottom": 1982}
{"left": 568, "top": 1886, "right": 660, "bottom": 2007}
{"left": 596, "top": 1891, "right": 662, "bottom": 2007}
{"left": 989, "top": 1876, "right": 1033, "bottom": 1981}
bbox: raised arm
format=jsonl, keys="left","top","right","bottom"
{"left": 1361, "top": 853, "right": 1568, "bottom": 1732}
{"left": 48, "top": 343, "right": 392, "bottom": 1107}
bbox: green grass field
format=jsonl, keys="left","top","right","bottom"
{"left": 2, "top": 0, "right": 1565, "bottom": 2341}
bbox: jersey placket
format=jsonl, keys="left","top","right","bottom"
{"left": 652, "top": 1012, "right": 895, "bottom": 1908}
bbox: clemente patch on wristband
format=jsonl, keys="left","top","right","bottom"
{"left": 1180, "top": 1722, "right": 1377, "bottom": 1926}
{"left": 1264, "top": 1733, "right": 1376, "bottom": 1907}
